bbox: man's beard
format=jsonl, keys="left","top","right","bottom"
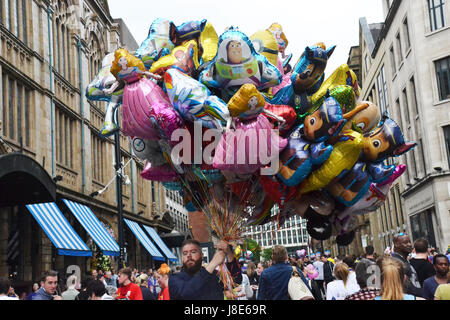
{"left": 183, "top": 258, "right": 203, "bottom": 275}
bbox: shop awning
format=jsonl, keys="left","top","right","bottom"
{"left": 25, "top": 203, "right": 92, "bottom": 257}
{"left": 63, "top": 199, "right": 120, "bottom": 257}
{"left": 124, "top": 219, "right": 165, "bottom": 261}
{"left": 142, "top": 225, "right": 179, "bottom": 263}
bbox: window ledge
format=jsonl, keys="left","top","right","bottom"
{"left": 425, "top": 25, "right": 450, "bottom": 38}
{"left": 433, "top": 98, "right": 450, "bottom": 107}
{"left": 405, "top": 48, "right": 412, "bottom": 59}
{"left": 398, "top": 60, "right": 404, "bottom": 71}
{"left": 392, "top": 72, "right": 398, "bottom": 82}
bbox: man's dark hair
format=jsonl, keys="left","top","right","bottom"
{"left": 355, "top": 259, "right": 375, "bottom": 288}
{"left": 0, "top": 278, "right": 11, "bottom": 295}
{"left": 118, "top": 267, "right": 132, "bottom": 280}
{"left": 343, "top": 255, "right": 356, "bottom": 269}
{"left": 181, "top": 239, "right": 201, "bottom": 250}
{"left": 413, "top": 238, "right": 429, "bottom": 254}
{"left": 40, "top": 270, "right": 58, "bottom": 283}
{"left": 365, "top": 246, "right": 375, "bottom": 256}
{"left": 87, "top": 280, "right": 107, "bottom": 298}
{"left": 433, "top": 254, "right": 449, "bottom": 265}
{"left": 81, "top": 276, "right": 94, "bottom": 290}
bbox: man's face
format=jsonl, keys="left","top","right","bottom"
{"left": 105, "top": 272, "right": 112, "bottom": 279}
{"left": 395, "top": 236, "right": 413, "bottom": 255}
{"left": 435, "top": 257, "right": 449, "bottom": 277}
{"left": 321, "top": 256, "right": 327, "bottom": 263}
{"left": 117, "top": 273, "right": 129, "bottom": 285}
{"left": 182, "top": 244, "right": 203, "bottom": 274}
{"left": 42, "top": 276, "right": 58, "bottom": 295}
{"left": 92, "top": 270, "right": 98, "bottom": 278}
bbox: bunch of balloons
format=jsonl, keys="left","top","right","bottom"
{"left": 86, "top": 18, "right": 416, "bottom": 247}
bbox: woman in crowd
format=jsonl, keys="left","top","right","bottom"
{"left": 326, "top": 263, "right": 360, "bottom": 300}
{"left": 374, "top": 257, "right": 425, "bottom": 300}
{"left": 157, "top": 264, "right": 171, "bottom": 300}
{"left": 246, "top": 262, "right": 259, "bottom": 300}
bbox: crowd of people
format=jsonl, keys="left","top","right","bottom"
{"left": 1, "top": 235, "right": 448, "bottom": 301}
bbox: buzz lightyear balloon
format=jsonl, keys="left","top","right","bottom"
{"left": 199, "top": 27, "right": 282, "bottom": 94}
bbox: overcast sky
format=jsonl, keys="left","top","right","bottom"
{"left": 108, "top": 0, "right": 385, "bottom": 74}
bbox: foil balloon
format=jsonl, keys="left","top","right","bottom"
{"left": 246, "top": 250, "right": 254, "bottom": 260}
{"left": 234, "top": 245, "right": 242, "bottom": 260}
{"left": 174, "top": 19, "right": 207, "bottom": 45}
{"left": 199, "top": 27, "right": 282, "bottom": 92}
{"left": 296, "top": 249, "right": 306, "bottom": 258}
{"left": 312, "top": 64, "right": 360, "bottom": 104}
{"left": 110, "top": 48, "right": 166, "bottom": 140}
{"left": 267, "top": 23, "right": 289, "bottom": 55}
{"left": 270, "top": 43, "right": 336, "bottom": 114}
{"left": 86, "top": 52, "right": 123, "bottom": 137}
{"left": 135, "top": 18, "right": 176, "bottom": 69}
{"left": 150, "top": 40, "right": 200, "bottom": 77}
{"left": 200, "top": 22, "right": 219, "bottom": 63}
{"left": 297, "top": 130, "right": 365, "bottom": 196}
{"left": 164, "top": 67, "right": 230, "bottom": 129}
{"left": 162, "top": 181, "right": 183, "bottom": 191}
{"left": 306, "top": 264, "right": 319, "bottom": 280}
{"left": 311, "top": 85, "right": 356, "bottom": 114}
{"left": 342, "top": 101, "right": 381, "bottom": 134}
{"left": 307, "top": 219, "right": 332, "bottom": 241}
{"left": 250, "top": 29, "right": 279, "bottom": 67}
{"left": 277, "top": 97, "right": 346, "bottom": 187}
{"left": 140, "top": 162, "right": 178, "bottom": 182}
{"left": 132, "top": 138, "right": 167, "bottom": 166}
{"left": 263, "top": 103, "right": 297, "bottom": 136}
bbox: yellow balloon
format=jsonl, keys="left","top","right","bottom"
{"left": 234, "top": 245, "right": 242, "bottom": 260}
{"left": 149, "top": 40, "right": 200, "bottom": 76}
{"left": 200, "top": 22, "right": 219, "bottom": 63}
{"left": 312, "top": 64, "right": 360, "bottom": 105}
{"left": 250, "top": 30, "right": 279, "bottom": 67}
{"left": 298, "top": 130, "right": 364, "bottom": 195}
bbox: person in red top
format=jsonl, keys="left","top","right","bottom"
{"left": 157, "top": 264, "right": 171, "bottom": 300}
{"left": 116, "top": 267, "right": 143, "bottom": 300}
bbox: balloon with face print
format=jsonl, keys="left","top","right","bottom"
{"left": 199, "top": 27, "right": 282, "bottom": 93}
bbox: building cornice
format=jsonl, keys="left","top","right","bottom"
{"left": 401, "top": 171, "right": 450, "bottom": 198}
{"left": 372, "top": 0, "right": 402, "bottom": 58}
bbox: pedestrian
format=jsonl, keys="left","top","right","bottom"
{"left": 61, "top": 274, "right": 79, "bottom": 300}
{"left": 326, "top": 263, "right": 360, "bottom": 300}
{"left": 32, "top": 270, "right": 63, "bottom": 300}
{"left": 75, "top": 276, "right": 94, "bottom": 300}
{"left": 343, "top": 255, "right": 359, "bottom": 289}
{"left": 313, "top": 254, "right": 325, "bottom": 296}
{"left": 135, "top": 273, "right": 156, "bottom": 300}
{"left": 410, "top": 238, "right": 436, "bottom": 287}
{"left": 391, "top": 234, "right": 422, "bottom": 297}
{"left": 87, "top": 280, "right": 113, "bottom": 300}
{"left": 434, "top": 283, "right": 450, "bottom": 300}
{"left": 25, "top": 283, "right": 40, "bottom": 300}
{"left": 246, "top": 261, "right": 259, "bottom": 300}
{"left": 362, "top": 246, "right": 376, "bottom": 262}
{"left": 157, "top": 264, "right": 171, "bottom": 300}
{"left": 322, "top": 255, "right": 335, "bottom": 288}
{"left": 168, "top": 239, "right": 241, "bottom": 300}
{"left": 422, "top": 254, "right": 449, "bottom": 300}
{"left": 257, "top": 245, "right": 313, "bottom": 300}
{"left": 345, "top": 257, "right": 380, "bottom": 300}
{"left": 0, "top": 278, "right": 18, "bottom": 300}
{"left": 104, "top": 271, "right": 118, "bottom": 289}
{"left": 7, "top": 285, "right": 19, "bottom": 299}
{"left": 257, "top": 261, "right": 268, "bottom": 276}
{"left": 148, "top": 270, "right": 160, "bottom": 296}
{"left": 91, "top": 269, "right": 98, "bottom": 280}
{"left": 116, "top": 267, "right": 143, "bottom": 300}
{"left": 374, "top": 257, "right": 424, "bottom": 300}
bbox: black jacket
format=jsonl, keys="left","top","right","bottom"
{"left": 323, "top": 261, "right": 335, "bottom": 283}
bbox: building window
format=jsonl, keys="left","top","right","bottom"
{"left": 56, "top": 107, "right": 75, "bottom": 169}
{"left": 444, "top": 126, "right": 450, "bottom": 168}
{"left": 365, "top": 54, "right": 370, "bottom": 73}
{"left": 390, "top": 45, "right": 397, "bottom": 76}
{"left": 1, "top": 73, "right": 32, "bottom": 148}
{"left": 435, "top": 56, "right": 450, "bottom": 101}
{"left": 377, "top": 66, "right": 389, "bottom": 113}
{"left": 403, "top": 18, "right": 411, "bottom": 50}
{"left": 409, "top": 76, "right": 419, "bottom": 116}
{"left": 428, "top": 0, "right": 446, "bottom": 31}
{"left": 396, "top": 33, "right": 403, "bottom": 63}
{"left": 402, "top": 88, "right": 411, "bottom": 126}
{"left": 91, "top": 133, "right": 106, "bottom": 183}
{"left": 2, "top": 0, "right": 26, "bottom": 42}
{"left": 410, "top": 210, "right": 436, "bottom": 248}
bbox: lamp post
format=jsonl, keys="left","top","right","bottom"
{"left": 114, "top": 132, "right": 126, "bottom": 268}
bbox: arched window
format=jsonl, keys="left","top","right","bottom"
{"left": 52, "top": 0, "right": 73, "bottom": 82}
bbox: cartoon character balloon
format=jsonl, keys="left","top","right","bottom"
{"left": 135, "top": 18, "right": 176, "bottom": 69}
{"left": 199, "top": 27, "right": 282, "bottom": 94}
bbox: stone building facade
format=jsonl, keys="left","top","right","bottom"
{"left": 0, "top": 0, "right": 171, "bottom": 290}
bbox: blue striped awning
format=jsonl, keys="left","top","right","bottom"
{"left": 142, "top": 225, "right": 178, "bottom": 263}
{"left": 26, "top": 203, "right": 92, "bottom": 257}
{"left": 63, "top": 199, "right": 120, "bottom": 257}
{"left": 124, "top": 219, "right": 165, "bottom": 261}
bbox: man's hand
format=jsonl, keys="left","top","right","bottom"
{"left": 216, "top": 241, "right": 235, "bottom": 262}
{"left": 205, "top": 250, "right": 226, "bottom": 274}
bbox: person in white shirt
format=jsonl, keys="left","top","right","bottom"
{"left": 313, "top": 257, "right": 325, "bottom": 296}
{"left": 0, "top": 278, "right": 19, "bottom": 300}
{"left": 326, "top": 263, "right": 360, "bottom": 300}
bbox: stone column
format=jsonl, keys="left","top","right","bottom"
{"left": 0, "top": 208, "right": 9, "bottom": 277}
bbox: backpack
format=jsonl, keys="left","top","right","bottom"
{"left": 288, "top": 266, "right": 315, "bottom": 300}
